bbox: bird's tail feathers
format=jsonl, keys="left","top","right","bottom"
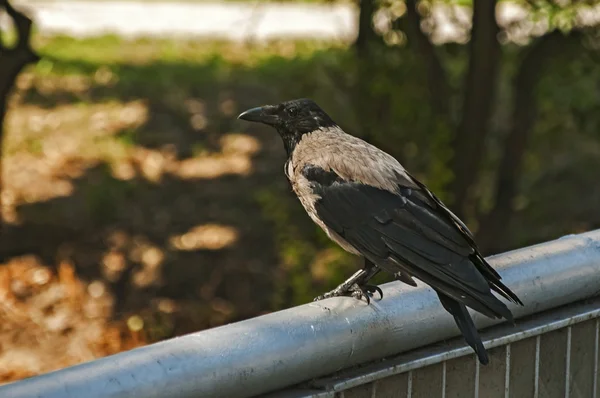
{"left": 471, "top": 254, "right": 524, "bottom": 307}
{"left": 436, "top": 291, "right": 489, "bottom": 365}
{"left": 390, "top": 254, "right": 514, "bottom": 322}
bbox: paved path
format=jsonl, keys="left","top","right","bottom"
{"left": 7, "top": 1, "right": 600, "bottom": 42}
{"left": 12, "top": 1, "right": 357, "bottom": 41}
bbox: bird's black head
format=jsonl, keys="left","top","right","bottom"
{"left": 238, "top": 98, "right": 336, "bottom": 156}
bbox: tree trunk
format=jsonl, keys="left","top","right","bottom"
{"left": 354, "top": 0, "right": 377, "bottom": 57}
{"left": 449, "top": 0, "right": 500, "bottom": 219}
{"left": 476, "top": 30, "right": 582, "bottom": 253}
{"left": 352, "top": 0, "right": 381, "bottom": 145}
{"left": 404, "top": 0, "right": 450, "bottom": 119}
{"left": 0, "top": 0, "right": 40, "bottom": 228}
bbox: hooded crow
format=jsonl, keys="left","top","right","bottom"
{"left": 238, "top": 98, "right": 523, "bottom": 364}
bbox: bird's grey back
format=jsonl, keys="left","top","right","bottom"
{"left": 290, "top": 126, "right": 417, "bottom": 192}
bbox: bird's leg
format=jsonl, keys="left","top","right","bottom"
{"left": 348, "top": 260, "right": 382, "bottom": 304}
{"left": 313, "top": 259, "right": 383, "bottom": 304}
{"left": 313, "top": 269, "right": 367, "bottom": 302}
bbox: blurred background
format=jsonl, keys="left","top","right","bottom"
{"left": 0, "top": 0, "right": 599, "bottom": 383}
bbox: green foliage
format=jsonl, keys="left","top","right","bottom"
{"left": 524, "top": 0, "right": 590, "bottom": 32}
{"left": 116, "top": 129, "right": 139, "bottom": 148}
{"left": 83, "top": 164, "right": 136, "bottom": 224}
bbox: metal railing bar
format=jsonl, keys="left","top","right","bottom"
{"left": 3, "top": 230, "right": 600, "bottom": 398}
{"left": 566, "top": 326, "right": 572, "bottom": 398}
{"left": 372, "top": 380, "right": 381, "bottom": 398}
{"left": 594, "top": 319, "right": 599, "bottom": 398}
{"left": 271, "top": 298, "right": 600, "bottom": 397}
{"left": 407, "top": 370, "right": 413, "bottom": 398}
{"left": 474, "top": 357, "right": 480, "bottom": 398}
{"left": 264, "top": 390, "right": 334, "bottom": 398}
{"left": 534, "top": 335, "right": 541, "bottom": 398}
{"left": 504, "top": 344, "right": 510, "bottom": 398}
{"left": 241, "top": 388, "right": 336, "bottom": 398}
{"left": 442, "top": 361, "right": 447, "bottom": 398}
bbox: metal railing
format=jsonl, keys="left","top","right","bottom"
{"left": 269, "top": 295, "right": 600, "bottom": 397}
{"left": 2, "top": 230, "right": 600, "bottom": 398}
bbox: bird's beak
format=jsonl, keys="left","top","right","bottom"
{"left": 238, "top": 105, "right": 279, "bottom": 125}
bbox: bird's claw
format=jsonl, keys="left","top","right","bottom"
{"left": 366, "top": 284, "right": 384, "bottom": 300}
{"left": 349, "top": 284, "right": 383, "bottom": 304}
{"left": 313, "top": 283, "right": 383, "bottom": 304}
{"left": 313, "top": 294, "right": 328, "bottom": 302}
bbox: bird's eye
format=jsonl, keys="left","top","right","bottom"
{"left": 286, "top": 108, "right": 298, "bottom": 117}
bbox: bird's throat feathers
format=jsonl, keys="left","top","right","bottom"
{"left": 280, "top": 125, "right": 342, "bottom": 157}
{"left": 279, "top": 129, "right": 304, "bottom": 157}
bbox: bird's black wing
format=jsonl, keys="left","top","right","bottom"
{"left": 407, "top": 176, "right": 522, "bottom": 307}
{"left": 303, "top": 164, "right": 520, "bottom": 320}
